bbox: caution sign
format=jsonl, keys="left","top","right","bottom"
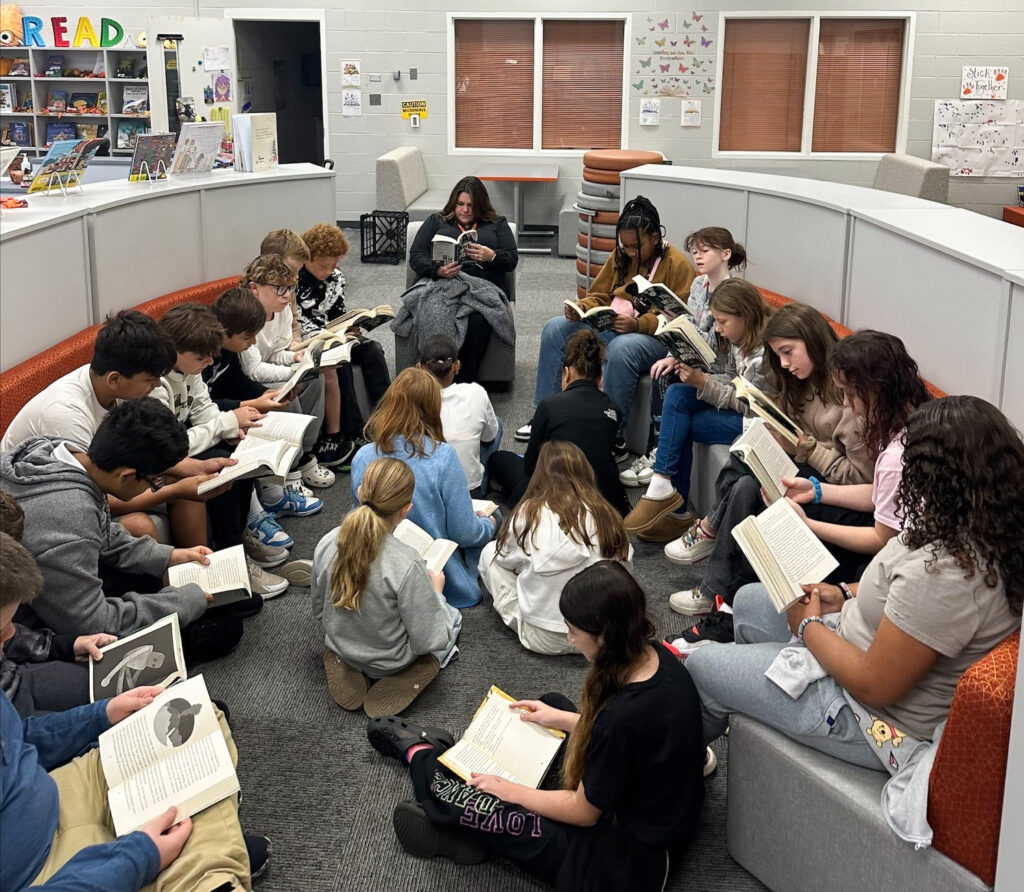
{"left": 401, "top": 100, "right": 428, "bottom": 120}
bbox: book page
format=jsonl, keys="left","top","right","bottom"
{"left": 196, "top": 458, "right": 267, "bottom": 495}
{"left": 732, "top": 519, "right": 795, "bottom": 612}
{"left": 730, "top": 419, "right": 798, "bottom": 501}
{"left": 423, "top": 539, "right": 458, "bottom": 575}
{"left": 247, "top": 411, "right": 316, "bottom": 448}
{"left": 167, "top": 545, "right": 251, "bottom": 596}
{"left": 90, "top": 614, "right": 185, "bottom": 702}
{"left": 472, "top": 499, "right": 497, "bottom": 517}
{"left": 319, "top": 340, "right": 355, "bottom": 367}
{"left": 733, "top": 377, "right": 803, "bottom": 446}
{"left": 657, "top": 315, "right": 717, "bottom": 366}
{"left": 758, "top": 499, "right": 838, "bottom": 586}
{"left": 274, "top": 356, "right": 317, "bottom": 403}
{"left": 393, "top": 519, "right": 435, "bottom": 557}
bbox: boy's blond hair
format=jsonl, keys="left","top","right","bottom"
{"left": 260, "top": 229, "right": 311, "bottom": 264}
{"left": 239, "top": 255, "right": 298, "bottom": 289}
{"left": 301, "top": 223, "right": 350, "bottom": 260}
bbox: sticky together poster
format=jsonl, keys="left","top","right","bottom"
{"left": 0, "top": 6, "right": 126, "bottom": 48}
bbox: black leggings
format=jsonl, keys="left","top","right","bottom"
{"left": 193, "top": 446, "right": 251, "bottom": 549}
{"left": 337, "top": 340, "right": 391, "bottom": 438}
{"left": 455, "top": 312, "right": 493, "bottom": 384}
{"left": 487, "top": 450, "right": 530, "bottom": 507}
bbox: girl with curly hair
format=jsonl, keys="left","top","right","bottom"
{"left": 685, "top": 395, "right": 1022, "bottom": 771}
{"left": 365, "top": 561, "right": 706, "bottom": 890}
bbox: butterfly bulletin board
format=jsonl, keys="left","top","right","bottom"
{"left": 633, "top": 11, "right": 715, "bottom": 101}
{"left": 932, "top": 100, "right": 1024, "bottom": 176}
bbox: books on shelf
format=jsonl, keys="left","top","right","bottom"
{"left": 90, "top": 614, "right": 186, "bottom": 702}
{"left": 76, "top": 122, "right": 108, "bottom": 140}
{"left": 121, "top": 85, "right": 149, "bottom": 115}
{"left": 732, "top": 376, "right": 804, "bottom": 449}
{"left": 129, "top": 133, "right": 176, "bottom": 181}
{"left": 232, "top": 112, "right": 278, "bottom": 172}
{"left": 7, "top": 58, "right": 30, "bottom": 77}
{"left": 563, "top": 300, "right": 618, "bottom": 332}
{"left": 653, "top": 313, "right": 717, "bottom": 370}
{"left": 116, "top": 119, "right": 149, "bottom": 150}
{"left": 431, "top": 228, "right": 479, "bottom": 266}
{"left": 393, "top": 519, "right": 457, "bottom": 574}
{"left": 166, "top": 545, "right": 253, "bottom": 607}
{"left": 98, "top": 674, "right": 240, "bottom": 835}
{"left": 115, "top": 56, "right": 136, "bottom": 78}
{"left": 439, "top": 686, "right": 566, "bottom": 787}
{"left": 195, "top": 412, "right": 317, "bottom": 494}
{"left": 0, "top": 85, "right": 13, "bottom": 113}
{"left": 46, "top": 89, "right": 67, "bottom": 112}
{"left": 4, "top": 121, "right": 31, "bottom": 146}
{"left": 68, "top": 91, "right": 100, "bottom": 113}
{"left": 630, "top": 274, "right": 692, "bottom": 319}
{"left": 729, "top": 418, "right": 798, "bottom": 505}
{"left": 731, "top": 497, "right": 839, "bottom": 613}
{"left": 45, "top": 54, "right": 65, "bottom": 77}
{"left": 27, "top": 137, "right": 106, "bottom": 194}
{"left": 44, "top": 121, "right": 76, "bottom": 145}
{"left": 170, "top": 121, "right": 225, "bottom": 174}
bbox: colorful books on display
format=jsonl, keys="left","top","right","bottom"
{"left": 27, "top": 137, "right": 106, "bottom": 194}
{"left": 46, "top": 89, "right": 67, "bottom": 112}
{"left": 121, "top": 85, "right": 149, "bottom": 115}
{"left": 116, "top": 119, "right": 149, "bottom": 150}
{"left": 4, "top": 121, "right": 31, "bottom": 146}
{"left": 170, "top": 122, "right": 225, "bottom": 175}
{"left": 44, "top": 121, "right": 77, "bottom": 145}
{"left": 232, "top": 113, "right": 278, "bottom": 172}
{"left": 129, "top": 133, "right": 177, "bottom": 181}
{"left": 0, "top": 84, "right": 13, "bottom": 113}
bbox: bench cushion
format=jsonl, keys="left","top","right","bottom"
{"left": 376, "top": 147, "right": 429, "bottom": 212}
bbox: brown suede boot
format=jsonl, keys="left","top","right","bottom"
{"left": 624, "top": 491, "right": 684, "bottom": 532}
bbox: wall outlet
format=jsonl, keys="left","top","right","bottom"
{"left": 369, "top": 73, "right": 381, "bottom": 83}
{"left": 410, "top": 113, "right": 420, "bottom": 128}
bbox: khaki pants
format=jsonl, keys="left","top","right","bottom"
{"left": 33, "top": 711, "right": 251, "bottom": 892}
{"left": 479, "top": 542, "right": 576, "bottom": 656}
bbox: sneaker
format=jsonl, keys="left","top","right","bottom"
{"left": 668, "top": 611, "right": 735, "bottom": 655}
{"left": 246, "top": 557, "right": 289, "bottom": 599}
{"left": 392, "top": 800, "right": 487, "bottom": 865}
{"left": 244, "top": 833, "right": 272, "bottom": 880}
{"left": 317, "top": 435, "right": 356, "bottom": 469}
{"left": 612, "top": 437, "right": 629, "bottom": 463}
{"left": 298, "top": 455, "right": 336, "bottom": 489}
{"left": 279, "top": 559, "right": 313, "bottom": 587}
{"left": 246, "top": 511, "right": 294, "bottom": 549}
{"left": 261, "top": 485, "right": 323, "bottom": 517}
{"left": 619, "top": 449, "right": 657, "bottom": 487}
{"left": 669, "top": 587, "right": 716, "bottom": 616}
{"left": 665, "top": 520, "right": 717, "bottom": 565}
{"left": 703, "top": 746, "right": 718, "bottom": 778}
{"left": 514, "top": 422, "right": 532, "bottom": 442}
{"left": 242, "top": 527, "right": 289, "bottom": 569}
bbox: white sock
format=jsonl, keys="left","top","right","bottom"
{"left": 258, "top": 480, "right": 285, "bottom": 505}
{"left": 248, "top": 491, "right": 264, "bottom": 523}
{"left": 644, "top": 474, "right": 674, "bottom": 500}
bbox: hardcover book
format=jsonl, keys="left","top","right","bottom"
{"left": 128, "top": 133, "right": 177, "bottom": 181}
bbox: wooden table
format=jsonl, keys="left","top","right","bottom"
{"left": 477, "top": 163, "right": 559, "bottom": 253}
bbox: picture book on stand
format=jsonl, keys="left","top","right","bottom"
{"left": 27, "top": 137, "right": 106, "bottom": 194}
{"left": 129, "top": 133, "right": 177, "bottom": 181}
{"left": 232, "top": 113, "right": 278, "bottom": 172}
{"left": 170, "top": 121, "right": 225, "bottom": 175}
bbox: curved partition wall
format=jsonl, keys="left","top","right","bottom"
{"left": 0, "top": 164, "right": 336, "bottom": 371}
{"left": 620, "top": 165, "right": 1024, "bottom": 429}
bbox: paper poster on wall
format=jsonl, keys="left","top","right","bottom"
{"left": 213, "top": 73, "right": 231, "bottom": 103}
{"left": 342, "top": 60, "right": 361, "bottom": 88}
{"left": 202, "top": 46, "right": 230, "bottom": 72}
{"left": 932, "top": 99, "right": 1023, "bottom": 176}
{"left": 342, "top": 89, "right": 362, "bottom": 117}
{"left": 681, "top": 99, "right": 701, "bottom": 127}
{"left": 640, "top": 97, "right": 661, "bottom": 126}
{"left": 961, "top": 67, "right": 1008, "bottom": 101}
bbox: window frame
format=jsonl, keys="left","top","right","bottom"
{"left": 446, "top": 12, "right": 631, "bottom": 156}
{"left": 712, "top": 10, "right": 916, "bottom": 160}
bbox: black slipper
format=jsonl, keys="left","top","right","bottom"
{"left": 393, "top": 800, "right": 487, "bottom": 864}
{"left": 366, "top": 716, "right": 455, "bottom": 761}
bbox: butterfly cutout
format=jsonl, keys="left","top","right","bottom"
{"left": 659, "top": 63, "right": 670, "bottom": 73}
{"left": 670, "top": 40, "right": 678, "bottom": 47}
{"left": 702, "top": 82, "right": 713, "bottom": 94}
{"left": 637, "top": 36, "right": 647, "bottom": 45}
{"left": 692, "top": 11, "right": 704, "bottom": 21}
{"left": 655, "top": 37, "right": 666, "bottom": 48}
{"left": 681, "top": 20, "right": 692, "bottom": 30}
{"left": 701, "top": 36, "right": 713, "bottom": 47}
{"left": 683, "top": 36, "right": 694, "bottom": 47}
{"left": 678, "top": 63, "right": 689, "bottom": 74}
{"left": 702, "top": 24, "right": 708, "bottom": 32}
{"left": 638, "top": 58, "right": 652, "bottom": 69}
{"left": 658, "top": 18, "right": 670, "bottom": 30}
{"left": 692, "top": 58, "right": 704, "bottom": 69}
{"left": 632, "top": 80, "right": 645, "bottom": 91}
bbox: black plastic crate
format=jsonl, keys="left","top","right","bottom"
{"left": 360, "top": 210, "right": 408, "bottom": 264}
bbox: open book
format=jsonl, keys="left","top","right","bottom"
{"left": 98, "top": 674, "right": 239, "bottom": 835}
{"left": 90, "top": 614, "right": 185, "bottom": 702}
{"left": 432, "top": 229, "right": 479, "bottom": 265}
{"left": 166, "top": 545, "right": 252, "bottom": 607}
{"left": 472, "top": 499, "right": 498, "bottom": 518}
{"left": 732, "top": 376, "right": 804, "bottom": 448}
{"left": 563, "top": 300, "right": 618, "bottom": 332}
{"left": 731, "top": 497, "right": 839, "bottom": 613}
{"left": 654, "top": 313, "right": 717, "bottom": 370}
{"left": 439, "top": 686, "right": 566, "bottom": 788}
{"left": 197, "top": 412, "right": 316, "bottom": 494}
{"left": 630, "top": 275, "right": 693, "bottom": 319}
{"left": 393, "top": 519, "right": 457, "bottom": 574}
{"left": 298, "top": 305, "right": 395, "bottom": 347}
{"left": 729, "top": 419, "right": 798, "bottom": 505}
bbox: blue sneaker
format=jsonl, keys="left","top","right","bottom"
{"left": 262, "top": 484, "right": 323, "bottom": 517}
{"left": 246, "top": 510, "right": 293, "bottom": 549}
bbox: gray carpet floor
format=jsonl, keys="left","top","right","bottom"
{"left": 202, "top": 236, "right": 767, "bottom": 891}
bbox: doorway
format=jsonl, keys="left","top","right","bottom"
{"left": 232, "top": 19, "right": 325, "bottom": 165}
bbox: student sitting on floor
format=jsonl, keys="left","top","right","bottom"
{"left": 0, "top": 531, "right": 266, "bottom": 891}
{"left": 297, "top": 223, "right": 392, "bottom": 466}
{"left": 0, "top": 491, "right": 114, "bottom": 717}
{"left": 260, "top": 227, "right": 312, "bottom": 349}
{"left": 350, "top": 368, "right": 496, "bottom": 608}
{"left": 0, "top": 400, "right": 244, "bottom": 662}
{"left": 365, "top": 561, "right": 706, "bottom": 892}
{"left": 417, "top": 335, "right": 500, "bottom": 496}
{"left": 312, "top": 457, "right": 461, "bottom": 718}
{"left": 480, "top": 441, "right": 632, "bottom": 656}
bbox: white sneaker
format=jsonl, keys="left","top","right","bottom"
{"left": 514, "top": 422, "right": 532, "bottom": 442}
{"left": 619, "top": 449, "right": 657, "bottom": 487}
{"left": 242, "top": 527, "right": 289, "bottom": 568}
{"left": 246, "top": 557, "right": 289, "bottom": 599}
{"left": 668, "top": 588, "right": 715, "bottom": 616}
{"left": 664, "top": 520, "right": 717, "bottom": 565}
{"left": 280, "top": 559, "right": 313, "bottom": 587}
{"left": 703, "top": 746, "right": 718, "bottom": 778}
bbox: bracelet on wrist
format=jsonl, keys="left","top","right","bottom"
{"left": 808, "top": 476, "right": 822, "bottom": 504}
{"left": 839, "top": 582, "right": 854, "bottom": 601}
{"left": 798, "top": 615, "right": 825, "bottom": 646}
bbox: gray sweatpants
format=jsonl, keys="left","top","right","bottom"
{"left": 283, "top": 375, "right": 326, "bottom": 456}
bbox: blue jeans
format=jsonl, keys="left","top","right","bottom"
{"left": 474, "top": 417, "right": 503, "bottom": 496}
{"left": 652, "top": 383, "right": 743, "bottom": 508}
{"left": 533, "top": 316, "right": 667, "bottom": 434}
{"left": 684, "top": 583, "right": 882, "bottom": 771}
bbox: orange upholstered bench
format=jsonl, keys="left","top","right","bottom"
{"left": 0, "top": 277, "right": 238, "bottom": 439}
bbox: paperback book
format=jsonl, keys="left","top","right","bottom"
{"left": 90, "top": 614, "right": 186, "bottom": 702}
{"left": 653, "top": 313, "right": 717, "bottom": 371}
{"left": 732, "top": 376, "right": 804, "bottom": 449}
{"left": 27, "top": 137, "right": 106, "bottom": 194}
{"left": 166, "top": 544, "right": 253, "bottom": 607}
{"left": 44, "top": 121, "right": 77, "bottom": 145}
{"left": 432, "top": 229, "right": 479, "bottom": 266}
{"left": 298, "top": 305, "right": 395, "bottom": 347}
{"left": 393, "top": 519, "right": 458, "bottom": 574}
{"left": 630, "top": 274, "right": 693, "bottom": 319}
{"left": 563, "top": 300, "right": 618, "bottom": 332}
{"left": 232, "top": 112, "right": 278, "bottom": 172}
{"left": 170, "top": 122, "right": 225, "bottom": 174}
{"left": 68, "top": 92, "right": 100, "bottom": 113}
{"left": 46, "top": 89, "right": 67, "bottom": 112}
{"left": 729, "top": 418, "right": 798, "bottom": 505}
{"left": 0, "top": 84, "right": 13, "bottom": 113}
{"left": 4, "top": 121, "right": 31, "bottom": 146}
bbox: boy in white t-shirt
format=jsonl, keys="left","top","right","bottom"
{"left": 418, "top": 335, "right": 500, "bottom": 495}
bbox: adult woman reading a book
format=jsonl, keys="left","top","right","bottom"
{"left": 518, "top": 196, "right": 696, "bottom": 457}
{"left": 364, "top": 561, "right": 706, "bottom": 891}
{"left": 625, "top": 279, "right": 773, "bottom": 542}
{"left": 312, "top": 457, "right": 461, "bottom": 717}
{"left": 406, "top": 176, "right": 518, "bottom": 383}
{"left": 349, "top": 368, "right": 496, "bottom": 608}
{"left": 685, "top": 396, "right": 1022, "bottom": 776}
{"left": 669, "top": 329, "right": 932, "bottom": 652}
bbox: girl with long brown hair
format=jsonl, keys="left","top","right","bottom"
{"left": 349, "top": 367, "right": 496, "bottom": 607}
{"left": 365, "top": 561, "right": 706, "bottom": 891}
{"left": 479, "top": 441, "right": 632, "bottom": 655}
{"left": 312, "top": 457, "right": 460, "bottom": 717}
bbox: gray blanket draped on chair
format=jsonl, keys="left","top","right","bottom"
{"left": 390, "top": 275, "right": 516, "bottom": 354}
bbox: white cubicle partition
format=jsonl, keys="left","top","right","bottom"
{"left": 0, "top": 164, "right": 336, "bottom": 372}
{"left": 1002, "top": 270, "right": 1024, "bottom": 429}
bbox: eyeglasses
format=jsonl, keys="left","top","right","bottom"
{"left": 138, "top": 473, "right": 167, "bottom": 493}
{"left": 260, "top": 283, "right": 296, "bottom": 296}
